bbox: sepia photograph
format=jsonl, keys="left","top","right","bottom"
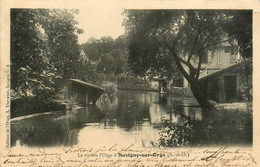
{"left": 10, "top": 8, "right": 252, "bottom": 148}
{"left": 1, "top": 1, "right": 259, "bottom": 166}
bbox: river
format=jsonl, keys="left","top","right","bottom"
{"left": 11, "top": 90, "right": 252, "bottom": 148}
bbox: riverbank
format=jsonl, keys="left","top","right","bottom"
{"left": 117, "top": 83, "right": 158, "bottom": 92}
{"left": 11, "top": 96, "right": 67, "bottom": 118}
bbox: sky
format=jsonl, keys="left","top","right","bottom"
{"left": 76, "top": 7, "right": 125, "bottom": 44}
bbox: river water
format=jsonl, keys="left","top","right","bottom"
{"left": 11, "top": 90, "right": 252, "bottom": 148}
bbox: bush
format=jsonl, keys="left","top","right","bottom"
{"left": 158, "top": 107, "right": 252, "bottom": 147}
{"left": 101, "top": 82, "right": 117, "bottom": 100}
{"left": 159, "top": 114, "right": 193, "bottom": 147}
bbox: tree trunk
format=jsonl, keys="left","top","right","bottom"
{"left": 166, "top": 46, "right": 215, "bottom": 112}
{"left": 190, "top": 81, "right": 215, "bottom": 112}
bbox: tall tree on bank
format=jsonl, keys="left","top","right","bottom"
{"left": 11, "top": 9, "right": 53, "bottom": 99}
{"left": 123, "top": 10, "right": 252, "bottom": 111}
{"left": 38, "top": 9, "right": 84, "bottom": 80}
{"left": 11, "top": 9, "right": 84, "bottom": 101}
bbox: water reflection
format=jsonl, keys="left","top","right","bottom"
{"left": 11, "top": 107, "right": 105, "bottom": 147}
{"left": 11, "top": 110, "right": 79, "bottom": 147}
{"left": 11, "top": 90, "right": 252, "bottom": 148}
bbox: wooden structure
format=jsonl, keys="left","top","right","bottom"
{"left": 197, "top": 59, "right": 252, "bottom": 103}
{"left": 69, "top": 79, "right": 104, "bottom": 106}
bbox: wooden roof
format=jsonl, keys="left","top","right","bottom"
{"left": 70, "top": 79, "right": 105, "bottom": 91}
{"left": 197, "top": 59, "right": 252, "bottom": 83}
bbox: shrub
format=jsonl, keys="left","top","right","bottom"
{"left": 101, "top": 82, "right": 117, "bottom": 100}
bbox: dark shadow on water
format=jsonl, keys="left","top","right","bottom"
{"left": 11, "top": 106, "right": 105, "bottom": 147}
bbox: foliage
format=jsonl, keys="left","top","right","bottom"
{"left": 81, "top": 36, "right": 115, "bottom": 61}
{"left": 81, "top": 35, "right": 128, "bottom": 75}
{"left": 159, "top": 115, "right": 193, "bottom": 147}
{"left": 11, "top": 9, "right": 55, "bottom": 101}
{"left": 67, "top": 94, "right": 79, "bottom": 109}
{"left": 223, "top": 10, "right": 252, "bottom": 59}
{"left": 11, "top": 9, "right": 85, "bottom": 102}
{"left": 96, "top": 49, "right": 126, "bottom": 74}
{"left": 39, "top": 9, "right": 84, "bottom": 80}
{"left": 123, "top": 10, "right": 252, "bottom": 110}
{"left": 117, "top": 82, "right": 157, "bottom": 92}
{"left": 101, "top": 82, "right": 117, "bottom": 100}
{"left": 224, "top": 11, "right": 252, "bottom": 101}
{"left": 124, "top": 10, "right": 227, "bottom": 77}
{"left": 97, "top": 54, "right": 116, "bottom": 73}
{"left": 81, "top": 37, "right": 101, "bottom": 61}
{"left": 238, "top": 64, "right": 253, "bottom": 101}
{"left": 158, "top": 107, "right": 252, "bottom": 147}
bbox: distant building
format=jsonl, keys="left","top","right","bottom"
{"left": 171, "top": 42, "right": 252, "bottom": 103}
{"left": 148, "top": 42, "right": 242, "bottom": 94}
{"left": 197, "top": 59, "right": 252, "bottom": 103}
{"left": 183, "top": 43, "right": 240, "bottom": 87}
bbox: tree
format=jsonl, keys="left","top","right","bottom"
{"left": 11, "top": 9, "right": 56, "bottom": 100}
{"left": 100, "top": 36, "right": 115, "bottom": 54}
{"left": 81, "top": 38, "right": 101, "bottom": 61}
{"left": 223, "top": 10, "right": 252, "bottom": 59}
{"left": 81, "top": 35, "right": 129, "bottom": 75}
{"left": 123, "top": 10, "right": 252, "bottom": 111}
{"left": 224, "top": 10, "right": 252, "bottom": 101}
{"left": 38, "top": 9, "right": 84, "bottom": 80}
{"left": 112, "top": 35, "right": 129, "bottom": 74}
{"left": 97, "top": 54, "right": 116, "bottom": 74}
{"left": 11, "top": 9, "right": 84, "bottom": 101}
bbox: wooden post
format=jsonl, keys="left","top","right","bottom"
{"left": 86, "top": 92, "right": 88, "bottom": 105}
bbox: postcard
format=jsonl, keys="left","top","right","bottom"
{"left": 1, "top": 0, "right": 260, "bottom": 166}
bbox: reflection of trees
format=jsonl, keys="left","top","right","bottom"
{"left": 116, "top": 111, "right": 135, "bottom": 131}
{"left": 159, "top": 108, "right": 252, "bottom": 147}
{"left": 112, "top": 105, "right": 150, "bottom": 131}
{"left": 11, "top": 107, "right": 105, "bottom": 147}
{"left": 110, "top": 91, "right": 150, "bottom": 131}
{"left": 11, "top": 114, "right": 79, "bottom": 147}
{"left": 159, "top": 94, "right": 167, "bottom": 105}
